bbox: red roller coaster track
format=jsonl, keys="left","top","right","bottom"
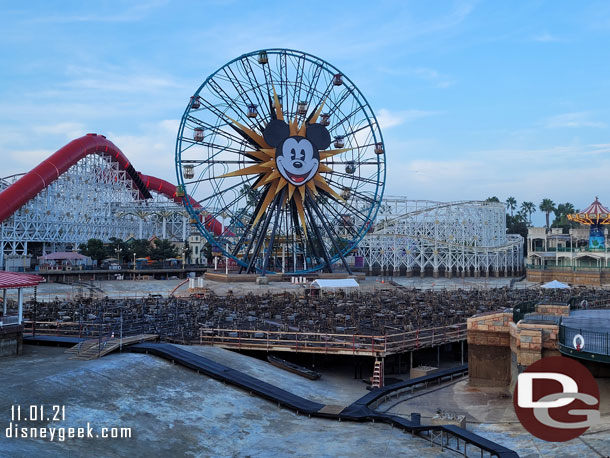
{"left": 0, "top": 134, "right": 225, "bottom": 236}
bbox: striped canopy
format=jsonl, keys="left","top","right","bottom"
{"left": 568, "top": 197, "right": 610, "bottom": 225}
{"left": 0, "top": 271, "right": 45, "bottom": 289}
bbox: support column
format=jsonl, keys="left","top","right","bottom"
{"left": 461, "top": 340, "right": 464, "bottom": 365}
{"left": 2, "top": 289, "right": 6, "bottom": 316}
{"left": 17, "top": 288, "right": 23, "bottom": 324}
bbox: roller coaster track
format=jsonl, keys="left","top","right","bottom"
{"left": 0, "top": 134, "right": 226, "bottom": 236}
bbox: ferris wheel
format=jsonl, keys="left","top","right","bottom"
{"left": 175, "top": 49, "right": 385, "bottom": 274}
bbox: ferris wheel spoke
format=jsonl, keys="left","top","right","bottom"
{"left": 222, "top": 66, "right": 264, "bottom": 125}
{"left": 304, "top": 195, "right": 333, "bottom": 271}
{"left": 239, "top": 59, "right": 269, "bottom": 122}
{"left": 231, "top": 189, "right": 267, "bottom": 259}
{"left": 317, "top": 199, "right": 360, "bottom": 240}
{"left": 328, "top": 106, "right": 365, "bottom": 134}
{"left": 307, "top": 194, "right": 352, "bottom": 273}
{"left": 178, "top": 49, "right": 385, "bottom": 273}
{"left": 325, "top": 86, "right": 354, "bottom": 120}
{"left": 208, "top": 79, "right": 258, "bottom": 132}
{"left": 302, "top": 63, "right": 324, "bottom": 120}
{"left": 185, "top": 115, "right": 253, "bottom": 147}
{"left": 246, "top": 191, "right": 282, "bottom": 273}
{"left": 324, "top": 169, "right": 379, "bottom": 186}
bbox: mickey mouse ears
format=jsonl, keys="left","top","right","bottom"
{"left": 263, "top": 120, "right": 331, "bottom": 150}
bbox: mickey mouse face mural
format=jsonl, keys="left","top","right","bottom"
{"left": 263, "top": 119, "right": 331, "bottom": 187}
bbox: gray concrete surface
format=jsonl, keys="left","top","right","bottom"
{"left": 177, "top": 345, "right": 369, "bottom": 406}
{"left": 4, "top": 274, "right": 538, "bottom": 304}
{"left": 377, "top": 379, "right": 610, "bottom": 457}
{"left": 0, "top": 345, "right": 455, "bottom": 458}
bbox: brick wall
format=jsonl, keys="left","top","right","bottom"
{"left": 536, "top": 304, "right": 569, "bottom": 317}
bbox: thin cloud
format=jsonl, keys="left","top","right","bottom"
{"left": 376, "top": 108, "right": 440, "bottom": 129}
{"left": 544, "top": 112, "right": 606, "bottom": 129}
{"left": 23, "top": 0, "right": 168, "bottom": 24}
{"left": 532, "top": 32, "right": 563, "bottom": 43}
{"left": 34, "top": 122, "right": 87, "bottom": 139}
{"left": 63, "top": 66, "right": 182, "bottom": 93}
{"left": 409, "top": 67, "right": 456, "bottom": 88}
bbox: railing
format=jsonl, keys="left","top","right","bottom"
{"left": 23, "top": 320, "right": 111, "bottom": 338}
{"left": 512, "top": 301, "right": 538, "bottom": 323}
{"left": 526, "top": 264, "right": 610, "bottom": 272}
{"left": 199, "top": 323, "right": 467, "bottom": 356}
{"left": 0, "top": 316, "right": 20, "bottom": 326}
{"left": 559, "top": 324, "right": 610, "bottom": 359}
{"left": 532, "top": 247, "right": 607, "bottom": 253}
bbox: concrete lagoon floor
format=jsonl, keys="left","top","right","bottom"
{"left": 1, "top": 345, "right": 457, "bottom": 458}
{"left": 2, "top": 344, "right": 609, "bottom": 457}
{"left": 4, "top": 275, "right": 542, "bottom": 304}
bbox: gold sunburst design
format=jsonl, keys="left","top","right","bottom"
{"left": 219, "top": 87, "right": 350, "bottom": 235}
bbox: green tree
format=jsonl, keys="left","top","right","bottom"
{"left": 539, "top": 199, "right": 556, "bottom": 232}
{"left": 520, "top": 201, "right": 536, "bottom": 226}
{"left": 150, "top": 239, "right": 179, "bottom": 261}
{"left": 108, "top": 237, "right": 129, "bottom": 263}
{"left": 505, "top": 197, "right": 517, "bottom": 216}
{"left": 203, "top": 242, "right": 213, "bottom": 264}
{"left": 486, "top": 196, "right": 500, "bottom": 203}
{"left": 78, "top": 239, "right": 109, "bottom": 262}
{"left": 126, "top": 239, "right": 152, "bottom": 260}
{"left": 552, "top": 202, "right": 578, "bottom": 232}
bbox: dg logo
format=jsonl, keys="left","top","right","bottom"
{"left": 513, "top": 356, "right": 601, "bottom": 442}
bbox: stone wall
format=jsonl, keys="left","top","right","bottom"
{"left": 0, "top": 325, "right": 23, "bottom": 357}
{"left": 468, "top": 310, "right": 561, "bottom": 388}
{"left": 526, "top": 268, "right": 610, "bottom": 286}
{"left": 467, "top": 312, "right": 512, "bottom": 386}
{"left": 536, "top": 304, "right": 569, "bottom": 317}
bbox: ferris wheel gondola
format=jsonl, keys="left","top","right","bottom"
{"left": 175, "top": 49, "right": 385, "bottom": 274}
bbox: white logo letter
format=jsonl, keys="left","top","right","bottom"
{"left": 518, "top": 372, "right": 578, "bottom": 408}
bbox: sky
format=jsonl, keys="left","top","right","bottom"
{"left": 1, "top": 0, "right": 609, "bottom": 226}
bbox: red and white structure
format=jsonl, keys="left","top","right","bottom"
{"left": 0, "top": 271, "right": 44, "bottom": 325}
{"left": 0, "top": 134, "right": 224, "bottom": 270}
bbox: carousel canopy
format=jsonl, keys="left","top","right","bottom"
{"left": 567, "top": 197, "right": 610, "bottom": 225}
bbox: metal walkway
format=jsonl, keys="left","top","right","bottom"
{"left": 66, "top": 334, "right": 158, "bottom": 360}
{"left": 22, "top": 335, "right": 519, "bottom": 457}
{"left": 128, "top": 342, "right": 519, "bottom": 457}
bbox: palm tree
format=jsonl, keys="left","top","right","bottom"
{"left": 520, "top": 201, "right": 536, "bottom": 226}
{"left": 506, "top": 197, "right": 517, "bottom": 216}
{"left": 539, "top": 199, "right": 556, "bottom": 232}
{"left": 554, "top": 202, "right": 575, "bottom": 219}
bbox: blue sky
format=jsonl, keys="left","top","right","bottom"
{"left": 1, "top": 1, "right": 609, "bottom": 225}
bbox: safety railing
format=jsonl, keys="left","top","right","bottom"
{"left": 199, "top": 322, "right": 467, "bottom": 356}
{"left": 559, "top": 324, "right": 610, "bottom": 359}
{"left": 526, "top": 264, "right": 610, "bottom": 272}
{"left": 532, "top": 247, "right": 607, "bottom": 253}
{"left": 23, "top": 320, "right": 110, "bottom": 338}
{"left": 512, "top": 301, "right": 538, "bottom": 323}
{"left": 0, "top": 316, "right": 20, "bottom": 326}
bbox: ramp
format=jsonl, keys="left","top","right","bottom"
{"left": 68, "top": 334, "right": 158, "bottom": 360}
